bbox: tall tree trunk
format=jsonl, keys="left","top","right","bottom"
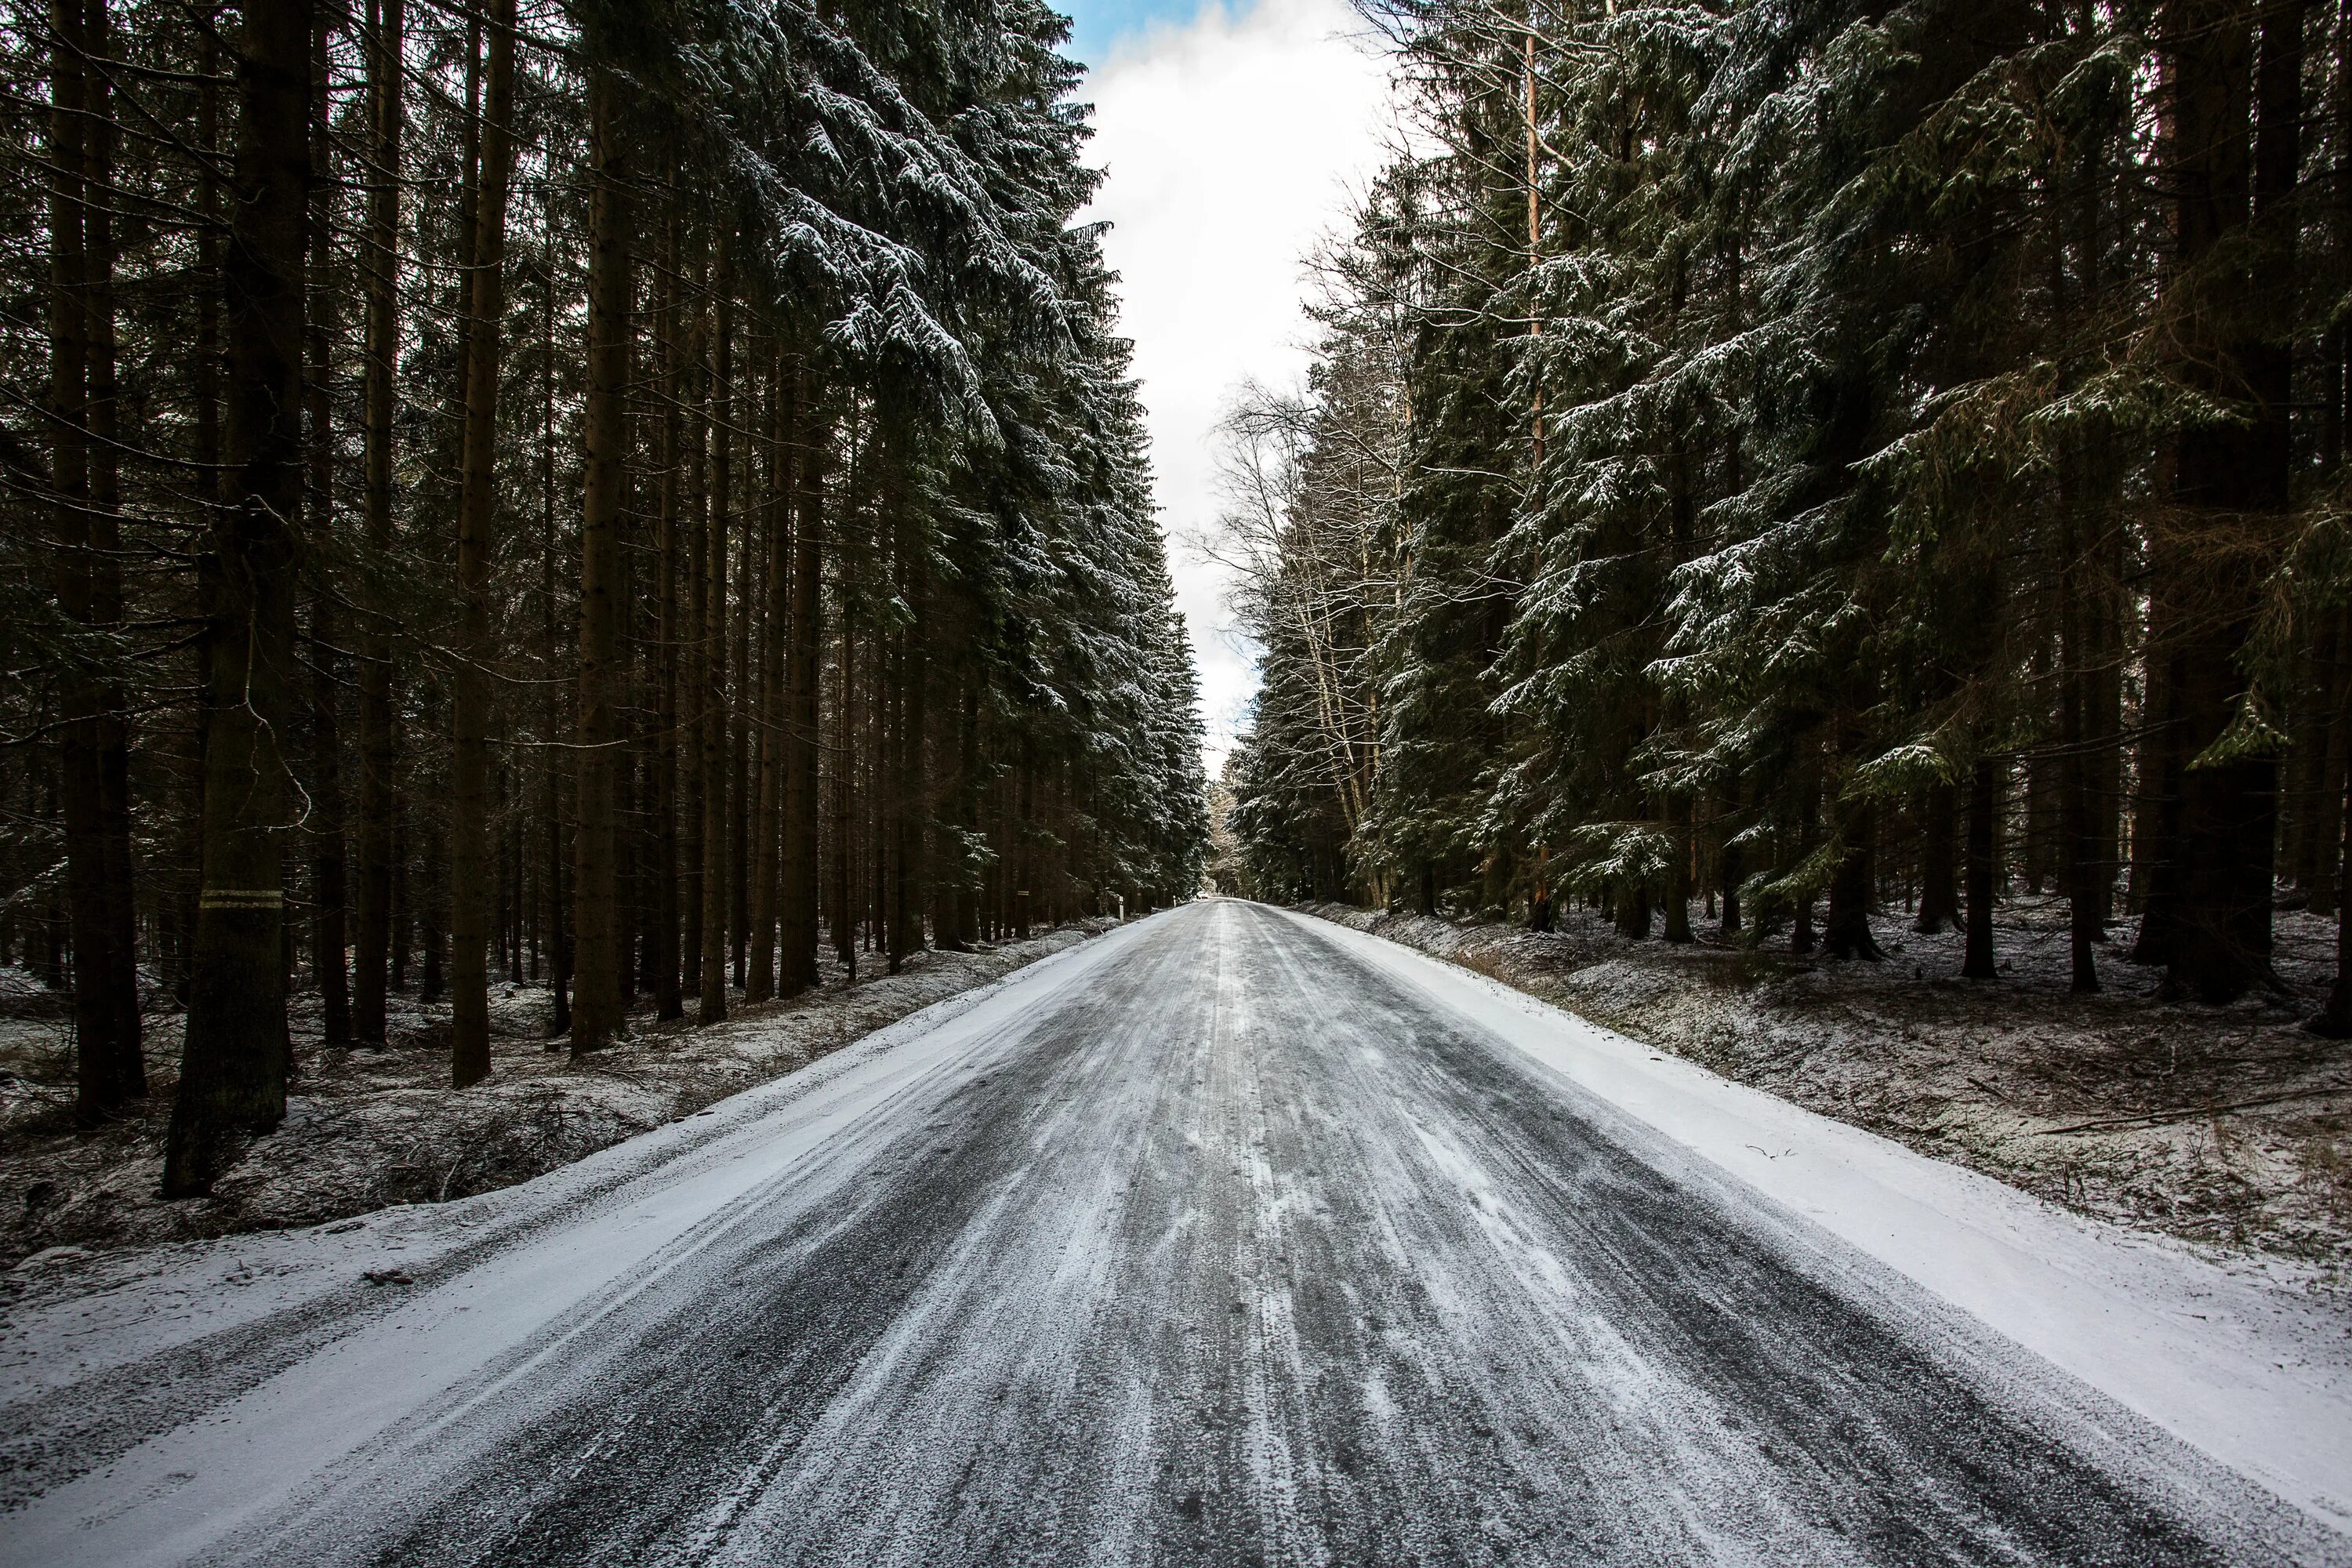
{"left": 931, "top": 657, "right": 967, "bottom": 953}
{"left": 53, "top": 0, "right": 146, "bottom": 1119}
{"left": 1012, "top": 741, "right": 1033, "bottom": 941}
{"left": 449, "top": 0, "right": 519, "bottom": 1087}
{"left": 2150, "top": 0, "right": 2280, "bottom": 1002}
{"left": 747, "top": 356, "right": 792, "bottom": 1002}
{"left": 537, "top": 146, "right": 569, "bottom": 1040}
{"left": 680, "top": 249, "right": 706, "bottom": 993}
{"left": 954, "top": 676, "right": 982, "bottom": 946}
{"left": 390, "top": 769, "right": 408, "bottom": 989}
{"left": 699, "top": 236, "right": 733, "bottom": 1023}
{"left": 569, "top": 68, "right": 630, "bottom": 1055}
{"left": 645, "top": 185, "right": 682, "bottom": 1020}
{"left": 165, "top": 0, "right": 312, "bottom": 1193}
{"left": 2129, "top": 644, "right": 2181, "bottom": 964}
{"left": 354, "top": 0, "right": 403, "bottom": 1044}
{"left": 305, "top": 2, "right": 350, "bottom": 1047}
{"left": 180, "top": 19, "right": 223, "bottom": 1014}
{"left": 307, "top": 591, "right": 350, "bottom": 1040}
{"left": 730, "top": 358, "right": 753, "bottom": 988}
{"left": 2060, "top": 471, "right": 2102, "bottom": 993}
{"left": 782, "top": 387, "right": 826, "bottom": 994}
{"left": 829, "top": 605, "right": 855, "bottom": 978}
{"left": 891, "top": 499, "right": 927, "bottom": 972}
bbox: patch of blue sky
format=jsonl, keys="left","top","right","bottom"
{"left": 1057, "top": 0, "right": 1215, "bottom": 68}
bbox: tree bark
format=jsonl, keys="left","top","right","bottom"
{"left": 1822, "top": 806, "right": 1882, "bottom": 960}
{"left": 2150, "top": 0, "right": 2281, "bottom": 1002}
{"left": 2311, "top": 771, "right": 2352, "bottom": 1035}
{"left": 305, "top": 2, "right": 349, "bottom": 1047}
{"left": 730, "top": 361, "right": 754, "bottom": 989}
{"left": 53, "top": 0, "right": 146, "bottom": 1119}
{"left": 699, "top": 234, "right": 733, "bottom": 1023}
{"left": 747, "top": 355, "right": 792, "bottom": 1001}
{"left": 890, "top": 492, "right": 928, "bottom": 972}
{"left": 165, "top": 0, "right": 312, "bottom": 1193}
{"left": 1963, "top": 758, "right": 1998, "bottom": 979}
{"left": 680, "top": 247, "right": 706, "bottom": 993}
{"left": 2060, "top": 479, "right": 2101, "bottom": 993}
{"left": 354, "top": 0, "right": 403, "bottom": 1044}
{"left": 448, "top": 0, "right": 519, "bottom": 1087}
{"left": 644, "top": 186, "right": 683, "bottom": 1020}
{"left": 829, "top": 606, "right": 856, "bottom": 978}
{"left": 1915, "top": 784, "right": 1957, "bottom": 934}
{"left": 569, "top": 70, "right": 630, "bottom": 1054}
{"left": 1663, "top": 807, "right": 1693, "bottom": 944}
{"left": 782, "top": 387, "right": 826, "bottom": 994}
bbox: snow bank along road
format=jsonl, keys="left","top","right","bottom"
{"left": 4, "top": 901, "right": 2349, "bottom": 1566}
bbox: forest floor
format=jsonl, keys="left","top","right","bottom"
{"left": 1301, "top": 898, "right": 2352, "bottom": 1283}
{"left": 0, "top": 921, "right": 1113, "bottom": 1269}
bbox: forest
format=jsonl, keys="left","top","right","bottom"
{"left": 1220, "top": 0, "right": 2352, "bottom": 1020}
{"left": 0, "top": 0, "right": 1209, "bottom": 1196}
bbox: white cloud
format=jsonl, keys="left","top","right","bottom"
{"left": 1078, "top": 0, "right": 1392, "bottom": 774}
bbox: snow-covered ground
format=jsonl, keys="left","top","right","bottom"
{"left": 1292, "top": 909, "right": 2352, "bottom": 1541}
{"left": 1303, "top": 898, "right": 2352, "bottom": 1274}
{"left": 0, "top": 900, "right": 2343, "bottom": 1564}
{"left": 0, "top": 923, "right": 1112, "bottom": 1267}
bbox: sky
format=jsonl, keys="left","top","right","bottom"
{"left": 1065, "top": 0, "right": 1393, "bottom": 773}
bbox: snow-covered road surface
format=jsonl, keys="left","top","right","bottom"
{"left": 4, "top": 899, "right": 2347, "bottom": 1566}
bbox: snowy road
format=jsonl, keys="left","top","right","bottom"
{"left": 4, "top": 900, "right": 2347, "bottom": 1566}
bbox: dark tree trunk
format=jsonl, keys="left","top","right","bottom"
{"left": 699, "top": 235, "right": 734, "bottom": 1025}
{"left": 570, "top": 70, "right": 630, "bottom": 1054}
{"left": 2149, "top": 0, "right": 2282, "bottom": 1002}
{"left": 729, "top": 361, "right": 753, "bottom": 989}
{"left": 2310, "top": 774, "right": 2352, "bottom": 1035}
{"left": 420, "top": 772, "right": 445, "bottom": 1003}
{"left": 1822, "top": 805, "right": 1882, "bottom": 960}
{"left": 2060, "top": 490, "right": 2102, "bottom": 994}
{"left": 889, "top": 451, "right": 927, "bottom": 972}
{"left": 1964, "top": 758, "right": 1998, "bottom": 980}
{"left": 1663, "top": 808, "right": 1693, "bottom": 943}
{"left": 354, "top": 0, "right": 403, "bottom": 1044}
{"left": 2312, "top": 608, "right": 2352, "bottom": 918}
{"left": 305, "top": 4, "right": 349, "bottom": 1048}
{"left": 2129, "top": 648, "right": 2181, "bottom": 966}
{"left": 829, "top": 609, "right": 856, "bottom": 978}
{"left": 782, "top": 390, "right": 826, "bottom": 994}
{"left": 390, "top": 789, "right": 409, "bottom": 991}
{"left": 166, "top": 0, "right": 312, "bottom": 1194}
{"left": 53, "top": 0, "right": 145, "bottom": 1119}
{"left": 746, "top": 353, "right": 791, "bottom": 1003}
{"left": 648, "top": 194, "right": 684, "bottom": 1021}
{"left": 1719, "top": 804, "right": 1742, "bottom": 935}
{"left": 308, "top": 596, "right": 350, "bottom": 1044}
{"left": 449, "top": 0, "right": 519, "bottom": 1087}
{"left": 680, "top": 249, "right": 706, "bottom": 996}
{"left": 1613, "top": 879, "right": 1649, "bottom": 940}
{"left": 1915, "top": 784, "right": 1957, "bottom": 934}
